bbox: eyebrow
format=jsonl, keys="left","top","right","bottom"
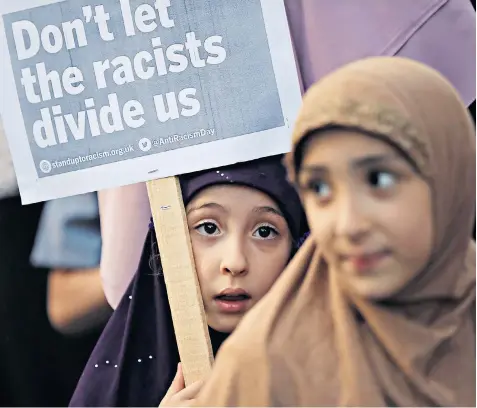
{"left": 300, "top": 154, "right": 400, "bottom": 174}
{"left": 186, "top": 203, "right": 284, "bottom": 219}
{"left": 186, "top": 202, "right": 226, "bottom": 215}
{"left": 252, "top": 206, "right": 284, "bottom": 218}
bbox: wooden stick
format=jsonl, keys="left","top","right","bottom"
{"left": 146, "top": 177, "right": 213, "bottom": 385}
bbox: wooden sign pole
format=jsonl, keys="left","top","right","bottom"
{"left": 146, "top": 177, "right": 213, "bottom": 386}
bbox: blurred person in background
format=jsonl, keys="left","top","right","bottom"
{"left": 0, "top": 119, "right": 108, "bottom": 406}
{"left": 31, "top": 193, "right": 111, "bottom": 335}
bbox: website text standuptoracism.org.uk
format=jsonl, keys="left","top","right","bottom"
{"left": 37, "top": 126, "right": 216, "bottom": 174}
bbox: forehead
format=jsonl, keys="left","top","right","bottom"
{"left": 301, "top": 129, "right": 398, "bottom": 165}
{"left": 187, "top": 184, "right": 278, "bottom": 209}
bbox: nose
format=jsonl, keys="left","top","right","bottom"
{"left": 335, "top": 193, "right": 371, "bottom": 244}
{"left": 220, "top": 237, "right": 248, "bottom": 277}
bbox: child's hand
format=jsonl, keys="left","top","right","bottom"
{"left": 159, "top": 363, "right": 203, "bottom": 407}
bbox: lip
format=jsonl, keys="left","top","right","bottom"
{"left": 216, "top": 288, "right": 250, "bottom": 297}
{"left": 214, "top": 288, "right": 251, "bottom": 313}
{"left": 339, "top": 250, "right": 390, "bottom": 273}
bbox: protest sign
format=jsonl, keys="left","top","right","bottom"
{"left": 0, "top": 0, "right": 301, "bottom": 384}
{"left": 0, "top": 0, "right": 301, "bottom": 204}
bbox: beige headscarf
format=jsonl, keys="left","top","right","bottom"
{"left": 194, "top": 57, "right": 476, "bottom": 407}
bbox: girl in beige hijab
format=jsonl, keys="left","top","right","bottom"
{"left": 192, "top": 56, "right": 476, "bottom": 407}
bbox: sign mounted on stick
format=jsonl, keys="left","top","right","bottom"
{"left": 0, "top": 0, "right": 302, "bottom": 204}
{"left": 1, "top": 0, "right": 301, "bottom": 386}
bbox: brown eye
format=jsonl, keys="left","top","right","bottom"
{"left": 258, "top": 227, "right": 271, "bottom": 238}
{"left": 252, "top": 225, "right": 278, "bottom": 240}
{"left": 307, "top": 179, "right": 332, "bottom": 200}
{"left": 196, "top": 222, "right": 220, "bottom": 236}
{"left": 368, "top": 170, "right": 397, "bottom": 189}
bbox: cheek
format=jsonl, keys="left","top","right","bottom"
{"left": 190, "top": 237, "right": 218, "bottom": 292}
{"left": 388, "top": 194, "right": 433, "bottom": 267}
{"left": 302, "top": 197, "right": 332, "bottom": 243}
{"left": 250, "top": 241, "right": 291, "bottom": 296}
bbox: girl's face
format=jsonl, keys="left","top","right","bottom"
{"left": 186, "top": 185, "right": 292, "bottom": 333}
{"left": 298, "top": 130, "right": 433, "bottom": 300}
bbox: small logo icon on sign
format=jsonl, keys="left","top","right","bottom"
{"left": 39, "top": 160, "right": 52, "bottom": 174}
{"left": 138, "top": 138, "right": 152, "bottom": 152}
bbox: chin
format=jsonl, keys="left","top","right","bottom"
{"left": 208, "top": 315, "right": 243, "bottom": 334}
{"left": 349, "top": 276, "right": 407, "bottom": 300}
{"left": 344, "top": 260, "right": 412, "bottom": 300}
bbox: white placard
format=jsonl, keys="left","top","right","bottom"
{"left": 0, "top": 0, "right": 301, "bottom": 204}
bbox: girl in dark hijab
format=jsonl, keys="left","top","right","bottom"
{"left": 70, "top": 155, "right": 308, "bottom": 407}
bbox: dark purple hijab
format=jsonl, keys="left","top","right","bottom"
{"left": 69, "top": 155, "right": 308, "bottom": 407}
